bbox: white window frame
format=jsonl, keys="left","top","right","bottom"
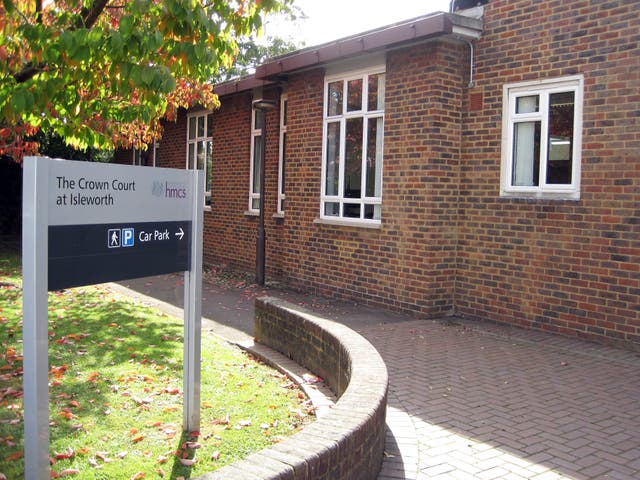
{"left": 320, "top": 65, "right": 385, "bottom": 225}
{"left": 277, "top": 94, "right": 287, "bottom": 215}
{"left": 186, "top": 110, "right": 213, "bottom": 207}
{"left": 500, "top": 75, "right": 583, "bottom": 200}
{"left": 248, "top": 107, "right": 263, "bottom": 213}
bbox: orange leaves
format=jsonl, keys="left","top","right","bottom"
{"left": 53, "top": 447, "right": 75, "bottom": 460}
{"left": 129, "top": 473, "right": 145, "bottom": 480}
{"left": 49, "top": 364, "right": 68, "bottom": 379}
{"left": 4, "top": 450, "right": 22, "bottom": 461}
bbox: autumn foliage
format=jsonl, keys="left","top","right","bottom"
{"left": 0, "top": 0, "right": 291, "bottom": 161}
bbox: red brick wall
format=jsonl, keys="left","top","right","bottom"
{"left": 456, "top": 0, "right": 640, "bottom": 345}
{"left": 146, "top": 0, "right": 638, "bottom": 349}
{"left": 266, "top": 42, "right": 467, "bottom": 316}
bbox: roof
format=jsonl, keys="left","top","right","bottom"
{"left": 214, "top": 11, "right": 483, "bottom": 97}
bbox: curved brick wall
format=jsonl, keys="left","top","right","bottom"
{"left": 195, "top": 297, "right": 389, "bottom": 480}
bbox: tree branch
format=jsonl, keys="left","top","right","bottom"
{"left": 77, "top": 0, "right": 110, "bottom": 29}
{"left": 13, "top": 0, "right": 110, "bottom": 84}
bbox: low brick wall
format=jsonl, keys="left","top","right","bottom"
{"left": 196, "top": 297, "right": 389, "bottom": 480}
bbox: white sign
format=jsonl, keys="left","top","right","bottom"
{"left": 22, "top": 157, "right": 204, "bottom": 480}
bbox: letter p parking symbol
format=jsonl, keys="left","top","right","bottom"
{"left": 122, "top": 228, "right": 135, "bottom": 247}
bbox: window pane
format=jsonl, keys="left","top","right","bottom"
{"left": 364, "top": 204, "right": 381, "bottom": 220}
{"left": 347, "top": 78, "right": 363, "bottom": 112}
{"left": 365, "top": 117, "right": 383, "bottom": 197}
{"left": 197, "top": 116, "right": 205, "bottom": 137}
{"left": 344, "top": 203, "right": 360, "bottom": 218}
{"left": 252, "top": 198, "right": 260, "bottom": 210}
{"left": 344, "top": 118, "right": 363, "bottom": 198}
{"left": 196, "top": 141, "right": 206, "bottom": 170}
{"left": 324, "top": 202, "right": 339, "bottom": 216}
{"left": 188, "top": 143, "right": 195, "bottom": 169}
{"left": 512, "top": 121, "right": 540, "bottom": 186}
{"left": 188, "top": 117, "right": 197, "bottom": 140}
{"left": 207, "top": 113, "right": 214, "bottom": 137}
{"left": 327, "top": 81, "right": 343, "bottom": 116}
{"left": 254, "top": 109, "right": 264, "bottom": 130}
{"left": 325, "top": 122, "right": 340, "bottom": 196}
{"left": 205, "top": 140, "right": 212, "bottom": 194}
{"left": 282, "top": 99, "right": 288, "bottom": 127}
{"left": 516, "top": 95, "right": 539, "bottom": 114}
{"left": 281, "top": 132, "right": 287, "bottom": 195}
{"left": 252, "top": 136, "right": 262, "bottom": 194}
{"left": 546, "top": 91, "right": 575, "bottom": 185}
{"left": 368, "top": 74, "right": 385, "bottom": 111}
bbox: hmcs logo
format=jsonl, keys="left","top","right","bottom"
{"left": 152, "top": 181, "right": 187, "bottom": 199}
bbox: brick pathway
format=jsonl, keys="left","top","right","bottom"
{"left": 361, "top": 319, "right": 640, "bottom": 480}
{"left": 115, "top": 275, "right": 640, "bottom": 480}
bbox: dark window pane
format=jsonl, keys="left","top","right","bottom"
{"left": 254, "top": 109, "right": 264, "bottom": 130}
{"left": 207, "top": 113, "right": 214, "bottom": 137}
{"left": 368, "top": 74, "right": 384, "bottom": 111}
{"left": 344, "top": 118, "right": 363, "bottom": 198}
{"left": 546, "top": 91, "right": 574, "bottom": 184}
{"left": 282, "top": 99, "right": 288, "bottom": 126}
{"left": 281, "top": 132, "right": 286, "bottom": 195}
{"left": 344, "top": 203, "right": 361, "bottom": 218}
{"left": 325, "top": 122, "right": 340, "bottom": 196}
{"left": 188, "top": 117, "right": 197, "bottom": 140}
{"left": 328, "top": 81, "right": 343, "bottom": 116}
{"left": 347, "top": 78, "right": 363, "bottom": 112}
{"left": 252, "top": 136, "right": 262, "bottom": 195}
{"left": 365, "top": 117, "right": 382, "bottom": 197}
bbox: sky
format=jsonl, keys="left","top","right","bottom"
{"left": 264, "top": 0, "right": 453, "bottom": 47}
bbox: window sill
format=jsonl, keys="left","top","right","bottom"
{"left": 499, "top": 190, "right": 580, "bottom": 201}
{"left": 313, "top": 217, "right": 381, "bottom": 229}
{"left": 244, "top": 210, "right": 259, "bottom": 217}
{"left": 272, "top": 213, "right": 285, "bottom": 219}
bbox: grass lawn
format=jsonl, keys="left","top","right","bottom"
{"left": 0, "top": 250, "right": 314, "bottom": 479}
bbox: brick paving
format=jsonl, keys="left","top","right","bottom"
{"left": 363, "top": 319, "right": 640, "bottom": 480}
{"left": 115, "top": 274, "right": 640, "bottom": 480}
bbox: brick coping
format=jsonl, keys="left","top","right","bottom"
{"left": 194, "top": 297, "right": 389, "bottom": 480}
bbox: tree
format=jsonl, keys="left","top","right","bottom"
{"left": 0, "top": 0, "right": 292, "bottom": 162}
{"left": 218, "top": 35, "right": 300, "bottom": 82}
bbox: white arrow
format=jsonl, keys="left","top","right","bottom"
{"left": 175, "top": 227, "right": 184, "bottom": 240}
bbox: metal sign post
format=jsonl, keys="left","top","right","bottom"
{"left": 22, "top": 157, "right": 203, "bottom": 479}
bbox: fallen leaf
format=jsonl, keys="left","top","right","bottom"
{"left": 179, "top": 457, "right": 197, "bottom": 466}
{"left": 129, "top": 472, "right": 145, "bottom": 480}
{"left": 4, "top": 450, "right": 22, "bottom": 461}
{"left": 57, "top": 469, "right": 80, "bottom": 477}
{"left": 54, "top": 447, "right": 75, "bottom": 460}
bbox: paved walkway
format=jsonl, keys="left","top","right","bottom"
{"left": 113, "top": 272, "right": 640, "bottom": 480}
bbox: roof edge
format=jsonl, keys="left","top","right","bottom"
{"left": 214, "top": 11, "right": 483, "bottom": 97}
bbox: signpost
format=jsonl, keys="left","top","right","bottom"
{"left": 22, "top": 157, "right": 203, "bottom": 479}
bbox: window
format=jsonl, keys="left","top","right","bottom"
{"left": 501, "top": 76, "right": 583, "bottom": 199}
{"left": 277, "top": 95, "right": 288, "bottom": 214}
{"left": 186, "top": 111, "right": 213, "bottom": 206}
{"left": 132, "top": 140, "right": 157, "bottom": 167}
{"left": 321, "top": 68, "right": 385, "bottom": 224}
{"left": 249, "top": 107, "right": 264, "bottom": 212}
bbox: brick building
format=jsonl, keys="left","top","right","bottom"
{"left": 115, "top": 0, "right": 639, "bottom": 349}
